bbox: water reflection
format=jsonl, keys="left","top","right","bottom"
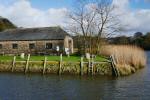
{"left": 0, "top": 52, "right": 149, "bottom": 100}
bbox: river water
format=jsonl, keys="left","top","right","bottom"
{"left": 0, "top": 52, "right": 150, "bottom": 100}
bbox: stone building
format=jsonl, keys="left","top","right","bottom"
{"left": 0, "top": 27, "right": 73, "bottom": 55}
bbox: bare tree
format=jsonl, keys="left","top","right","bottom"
{"left": 68, "top": 0, "right": 96, "bottom": 54}
{"left": 67, "top": 0, "right": 123, "bottom": 55}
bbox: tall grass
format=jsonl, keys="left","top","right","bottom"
{"left": 100, "top": 45, "right": 147, "bottom": 75}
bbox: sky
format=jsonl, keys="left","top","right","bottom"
{"left": 0, "top": 0, "right": 150, "bottom": 35}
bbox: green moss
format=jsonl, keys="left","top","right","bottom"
{"left": 61, "top": 62, "right": 81, "bottom": 74}
{"left": 94, "top": 63, "right": 112, "bottom": 75}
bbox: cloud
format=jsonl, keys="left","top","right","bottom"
{"left": 112, "top": 0, "right": 150, "bottom": 34}
{"left": 0, "top": 0, "right": 68, "bottom": 28}
{"left": 0, "top": 0, "right": 150, "bottom": 35}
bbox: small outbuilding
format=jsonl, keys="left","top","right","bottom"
{"left": 0, "top": 27, "right": 73, "bottom": 55}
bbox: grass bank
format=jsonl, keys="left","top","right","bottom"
{"left": 101, "top": 45, "right": 147, "bottom": 75}
{"left": 0, "top": 55, "right": 108, "bottom": 62}
{"left": 0, "top": 55, "right": 112, "bottom": 76}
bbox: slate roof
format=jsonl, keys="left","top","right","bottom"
{"left": 0, "top": 27, "right": 70, "bottom": 41}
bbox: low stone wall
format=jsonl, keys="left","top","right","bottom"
{"left": 0, "top": 61, "right": 112, "bottom": 76}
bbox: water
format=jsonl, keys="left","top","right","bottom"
{"left": 0, "top": 52, "right": 150, "bottom": 100}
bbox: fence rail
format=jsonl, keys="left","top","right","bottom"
{"left": 0, "top": 54, "right": 119, "bottom": 76}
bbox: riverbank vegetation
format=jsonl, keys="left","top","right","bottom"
{"left": 0, "top": 55, "right": 111, "bottom": 76}
{"left": 100, "top": 45, "right": 146, "bottom": 75}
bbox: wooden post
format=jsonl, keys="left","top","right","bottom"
{"left": 2, "top": 52, "right": 4, "bottom": 56}
{"left": 91, "top": 56, "right": 94, "bottom": 75}
{"left": 25, "top": 54, "right": 30, "bottom": 74}
{"left": 12, "top": 56, "right": 16, "bottom": 72}
{"left": 80, "top": 57, "right": 83, "bottom": 75}
{"left": 88, "top": 58, "right": 91, "bottom": 75}
{"left": 43, "top": 57, "right": 47, "bottom": 74}
{"left": 59, "top": 54, "right": 62, "bottom": 75}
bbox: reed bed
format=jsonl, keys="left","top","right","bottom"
{"left": 100, "top": 45, "right": 147, "bottom": 75}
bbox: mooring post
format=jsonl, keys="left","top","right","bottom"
{"left": 59, "top": 54, "right": 62, "bottom": 75}
{"left": 43, "top": 57, "right": 47, "bottom": 75}
{"left": 91, "top": 55, "right": 94, "bottom": 75}
{"left": 2, "top": 52, "right": 4, "bottom": 56}
{"left": 25, "top": 54, "right": 30, "bottom": 74}
{"left": 12, "top": 56, "right": 16, "bottom": 72}
{"left": 80, "top": 57, "right": 83, "bottom": 75}
{"left": 88, "top": 58, "right": 91, "bottom": 75}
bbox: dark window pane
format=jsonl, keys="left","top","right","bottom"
{"left": 29, "top": 43, "right": 35, "bottom": 49}
{"left": 12, "top": 44, "right": 18, "bottom": 49}
{"left": 0, "top": 44, "right": 2, "bottom": 49}
{"left": 69, "top": 40, "right": 72, "bottom": 44}
{"left": 46, "top": 43, "right": 52, "bottom": 49}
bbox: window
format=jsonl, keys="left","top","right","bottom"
{"left": 29, "top": 43, "right": 35, "bottom": 49}
{"left": 69, "top": 40, "right": 72, "bottom": 44}
{"left": 12, "top": 44, "right": 18, "bottom": 49}
{"left": 0, "top": 44, "right": 2, "bottom": 49}
{"left": 46, "top": 43, "right": 52, "bottom": 49}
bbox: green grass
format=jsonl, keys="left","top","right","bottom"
{"left": 0, "top": 55, "right": 108, "bottom": 62}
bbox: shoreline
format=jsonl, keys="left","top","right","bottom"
{"left": 0, "top": 61, "right": 113, "bottom": 76}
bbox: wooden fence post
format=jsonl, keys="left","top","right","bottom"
{"left": 25, "top": 54, "right": 30, "bottom": 74}
{"left": 91, "top": 56, "right": 94, "bottom": 75}
{"left": 88, "top": 58, "right": 90, "bottom": 75}
{"left": 43, "top": 57, "right": 47, "bottom": 74}
{"left": 59, "top": 54, "right": 62, "bottom": 75}
{"left": 12, "top": 56, "right": 16, "bottom": 72}
{"left": 80, "top": 57, "right": 83, "bottom": 75}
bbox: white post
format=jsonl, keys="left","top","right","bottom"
{"left": 43, "top": 57, "right": 47, "bottom": 74}
{"left": 12, "top": 56, "right": 16, "bottom": 72}
{"left": 80, "top": 57, "right": 83, "bottom": 75}
{"left": 60, "top": 53, "right": 62, "bottom": 62}
{"left": 59, "top": 54, "right": 62, "bottom": 75}
{"left": 25, "top": 54, "right": 30, "bottom": 73}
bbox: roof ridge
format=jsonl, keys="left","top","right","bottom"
{"left": 1, "top": 26, "right": 62, "bottom": 33}
{"left": 0, "top": 26, "right": 71, "bottom": 41}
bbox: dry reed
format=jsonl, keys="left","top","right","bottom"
{"left": 100, "top": 45, "right": 147, "bottom": 75}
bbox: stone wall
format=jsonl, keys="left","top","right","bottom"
{"left": 0, "top": 40, "right": 65, "bottom": 55}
